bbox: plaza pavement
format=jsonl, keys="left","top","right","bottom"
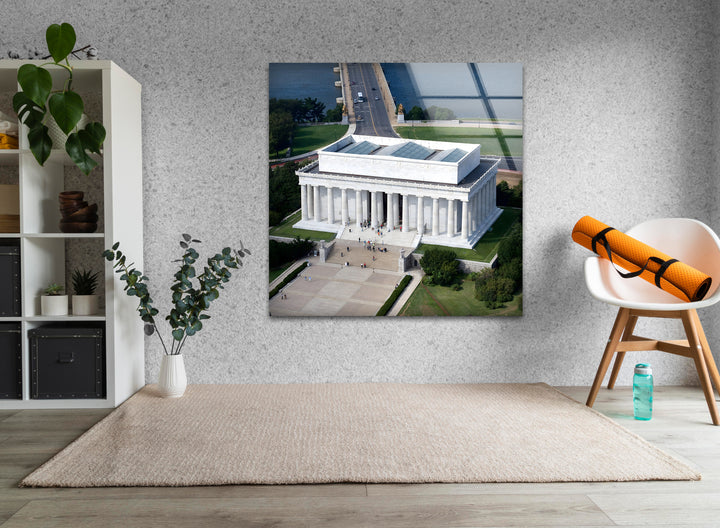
{"left": 269, "top": 260, "right": 408, "bottom": 316}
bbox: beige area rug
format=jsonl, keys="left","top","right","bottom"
{"left": 21, "top": 383, "right": 699, "bottom": 487}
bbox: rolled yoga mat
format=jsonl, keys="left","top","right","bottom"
{"left": 572, "top": 216, "right": 712, "bottom": 302}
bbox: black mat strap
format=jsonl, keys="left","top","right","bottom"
{"left": 593, "top": 231, "right": 677, "bottom": 286}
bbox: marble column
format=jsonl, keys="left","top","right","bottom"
{"left": 417, "top": 196, "right": 424, "bottom": 234}
{"left": 387, "top": 192, "right": 394, "bottom": 231}
{"left": 393, "top": 193, "right": 400, "bottom": 227}
{"left": 341, "top": 188, "right": 348, "bottom": 226}
{"left": 467, "top": 196, "right": 474, "bottom": 234}
{"left": 378, "top": 192, "right": 385, "bottom": 225}
{"left": 313, "top": 185, "right": 320, "bottom": 222}
{"left": 362, "top": 190, "right": 369, "bottom": 223}
{"left": 402, "top": 194, "right": 409, "bottom": 232}
{"left": 355, "top": 189, "right": 362, "bottom": 229}
{"left": 447, "top": 199, "right": 455, "bottom": 236}
{"left": 327, "top": 187, "right": 334, "bottom": 224}
{"left": 461, "top": 200, "right": 468, "bottom": 240}
{"left": 432, "top": 197, "right": 439, "bottom": 236}
{"left": 371, "top": 191, "right": 378, "bottom": 229}
{"left": 300, "top": 184, "right": 308, "bottom": 221}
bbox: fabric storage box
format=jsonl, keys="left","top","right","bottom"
{"left": 29, "top": 324, "right": 105, "bottom": 399}
{"left": 0, "top": 323, "right": 22, "bottom": 399}
{"left": 0, "top": 243, "right": 20, "bottom": 316}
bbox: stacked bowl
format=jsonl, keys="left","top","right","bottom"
{"left": 59, "top": 191, "right": 98, "bottom": 233}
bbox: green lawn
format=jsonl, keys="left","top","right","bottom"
{"left": 398, "top": 276, "right": 522, "bottom": 316}
{"left": 415, "top": 208, "right": 521, "bottom": 262}
{"left": 270, "top": 124, "right": 349, "bottom": 159}
{"left": 396, "top": 127, "right": 522, "bottom": 157}
{"left": 269, "top": 210, "right": 336, "bottom": 241}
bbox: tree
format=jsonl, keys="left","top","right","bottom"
{"left": 269, "top": 110, "right": 294, "bottom": 156}
{"left": 269, "top": 162, "right": 301, "bottom": 225}
{"left": 496, "top": 180, "right": 523, "bottom": 208}
{"left": 302, "top": 97, "right": 325, "bottom": 122}
{"left": 420, "top": 247, "right": 460, "bottom": 285}
{"left": 420, "top": 247, "right": 457, "bottom": 276}
{"left": 269, "top": 237, "right": 314, "bottom": 269}
{"left": 325, "top": 103, "right": 343, "bottom": 122}
{"left": 406, "top": 105, "right": 425, "bottom": 121}
{"left": 497, "top": 221, "right": 522, "bottom": 267}
{"left": 433, "top": 259, "right": 460, "bottom": 286}
{"left": 425, "top": 105, "right": 456, "bottom": 120}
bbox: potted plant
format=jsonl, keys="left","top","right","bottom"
{"left": 71, "top": 268, "right": 100, "bottom": 315}
{"left": 12, "top": 22, "right": 105, "bottom": 175}
{"left": 103, "top": 234, "right": 250, "bottom": 397}
{"left": 40, "top": 282, "right": 68, "bottom": 316}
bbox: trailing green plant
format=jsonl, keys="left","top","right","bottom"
{"left": 71, "top": 268, "right": 100, "bottom": 295}
{"left": 44, "top": 283, "right": 64, "bottom": 296}
{"left": 13, "top": 22, "right": 106, "bottom": 175}
{"left": 103, "top": 234, "right": 250, "bottom": 356}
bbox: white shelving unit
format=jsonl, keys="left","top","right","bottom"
{"left": 0, "top": 60, "right": 144, "bottom": 409}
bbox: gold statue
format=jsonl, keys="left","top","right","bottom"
{"left": 397, "top": 103, "right": 404, "bottom": 114}
{"left": 342, "top": 104, "right": 347, "bottom": 115}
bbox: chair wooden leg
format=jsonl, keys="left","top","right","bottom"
{"left": 608, "top": 314, "right": 638, "bottom": 389}
{"left": 681, "top": 311, "right": 720, "bottom": 426}
{"left": 587, "top": 308, "right": 630, "bottom": 408}
{"left": 690, "top": 309, "right": 720, "bottom": 397}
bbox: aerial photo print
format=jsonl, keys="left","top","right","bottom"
{"left": 269, "top": 62, "right": 522, "bottom": 317}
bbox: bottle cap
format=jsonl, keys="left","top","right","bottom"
{"left": 635, "top": 363, "right": 652, "bottom": 375}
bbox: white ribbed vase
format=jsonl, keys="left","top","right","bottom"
{"left": 158, "top": 354, "right": 187, "bottom": 398}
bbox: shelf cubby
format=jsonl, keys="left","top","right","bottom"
{"left": 0, "top": 60, "right": 144, "bottom": 409}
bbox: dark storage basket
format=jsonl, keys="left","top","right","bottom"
{"left": 0, "top": 244, "right": 20, "bottom": 316}
{"left": 29, "top": 324, "right": 106, "bottom": 399}
{"left": 0, "top": 323, "right": 22, "bottom": 399}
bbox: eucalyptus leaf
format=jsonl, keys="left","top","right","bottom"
{"left": 17, "top": 64, "right": 52, "bottom": 107}
{"left": 45, "top": 22, "right": 76, "bottom": 63}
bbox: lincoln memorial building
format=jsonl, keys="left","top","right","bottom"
{"left": 294, "top": 135, "right": 502, "bottom": 249}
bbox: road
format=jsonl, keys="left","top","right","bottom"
{"left": 345, "top": 63, "right": 398, "bottom": 138}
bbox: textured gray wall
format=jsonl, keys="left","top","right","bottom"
{"left": 2, "top": 0, "right": 718, "bottom": 387}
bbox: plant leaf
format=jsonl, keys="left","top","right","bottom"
{"left": 77, "top": 122, "right": 105, "bottom": 153}
{"left": 17, "top": 64, "right": 52, "bottom": 107}
{"left": 27, "top": 124, "right": 52, "bottom": 165}
{"left": 182, "top": 234, "right": 191, "bottom": 242}
{"left": 48, "top": 91, "right": 83, "bottom": 134}
{"left": 13, "top": 92, "right": 45, "bottom": 128}
{"left": 65, "top": 131, "right": 98, "bottom": 175}
{"left": 172, "top": 328, "right": 184, "bottom": 341}
{"left": 46, "top": 23, "right": 76, "bottom": 63}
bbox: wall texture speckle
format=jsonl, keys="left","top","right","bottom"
{"left": 2, "top": 0, "right": 718, "bottom": 387}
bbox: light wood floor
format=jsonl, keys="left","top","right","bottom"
{"left": 1, "top": 385, "right": 719, "bottom": 527}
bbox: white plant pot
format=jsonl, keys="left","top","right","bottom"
{"left": 158, "top": 354, "right": 187, "bottom": 398}
{"left": 72, "top": 295, "right": 99, "bottom": 316}
{"left": 40, "top": 295, "right": 68, "bottom": 316}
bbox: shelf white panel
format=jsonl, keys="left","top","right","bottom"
{"left": 0, "top": 398, "right": 113, "bottom": 410}
{"left": 24, "top": 315, "right": 106, "bottom": 322}
{"left": 22, "top": 233, "right": 105, "bottom": 238}
{"left": 0, "top": 150, "right": 20, "bottom": 166}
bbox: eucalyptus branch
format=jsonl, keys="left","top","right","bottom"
{"left": 104, "top": 234, "right": 250, "bottom": 356}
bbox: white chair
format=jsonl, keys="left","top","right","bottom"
{"left": 584, "top": 218, "right": 720, "bottom": 425}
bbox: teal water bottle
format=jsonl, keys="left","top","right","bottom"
{"left": 633, "top": 363, "right": 653, "bottom": 420}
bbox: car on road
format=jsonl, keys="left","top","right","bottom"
{"left": 353, "top": 99, "right": 358, "bottom": 104}
{"left": 374, "top": 96, "right": 379, "bottom": 100}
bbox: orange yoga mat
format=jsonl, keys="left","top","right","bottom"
{"left": 572, "top": 216, "right": 712, "bottom": 302}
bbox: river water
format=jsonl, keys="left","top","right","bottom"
{"left": 269, "top": 63, "right": 342, "bottom": 111}
{"left": 269, "top": 63, "right": 522, "bottom": 122}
